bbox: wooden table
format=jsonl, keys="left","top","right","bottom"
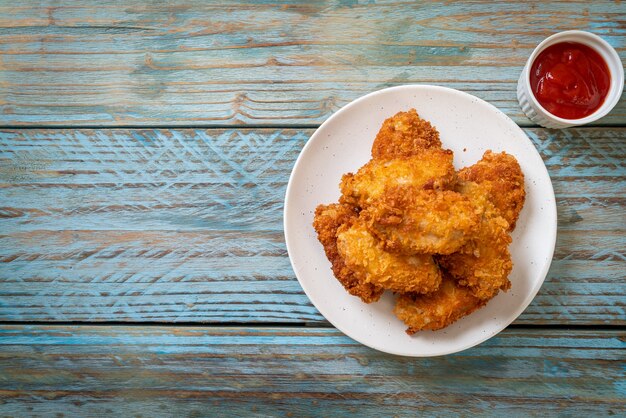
{"left": 1, "top": 1, "right": 624, "bottom": 416}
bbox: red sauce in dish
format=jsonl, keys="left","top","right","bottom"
{"left": 530, "top": 42, "right": 611, "bottom": 119}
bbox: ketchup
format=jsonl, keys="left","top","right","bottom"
{"left": 530, "top": 42, "right": 611, "bottom": 119}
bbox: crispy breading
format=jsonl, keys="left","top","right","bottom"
{"left": 336, "top": 218, "right": 441, "bottom": 294}
{"left": 312, "top": 203, "right": 383, "bottom": 303}
{"left": 438, "top": 181, "right": 512, "bottom": 300}
{"left": 339, "top": 148, "right": 456, "bottom": 209}
{"left": 312, "top": 111, "right": 526, "bottom": 333}
{"left": 458, "top": 150, "right": 526, "bottom": 230}
{"left": 362, "top": 188, "right": 481, "bottom": 255}
{"left": 371, "top": 109, "right": 442, "bottom": 159}
{"left": 393, "top": 275, "right": 486, "bottom": 334}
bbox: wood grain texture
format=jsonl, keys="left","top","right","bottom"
{"left": 0, "top": 325, "right": 623, "bottom": 417}
{"left": 0, "top": 127, "right": 624, "bottom": 324}
{"left": 1, "top": 0, "right": 624, "bottom": 126}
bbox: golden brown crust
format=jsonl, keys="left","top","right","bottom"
{"left": 393, "top": 275, "right": 486, "bottom": 334}
{"left": 312, "top": 203, "right": 383, "bottom": 303}
{"left": 437, "top": 181, "right": 512, "bottom": 300}
{"left": 336, "top": 219, "right": 441, "bottom": 294}
{"left": 339, "top": 149, "right": 456, "bottom": 209}
{"left": 362, "top": 188, "right": 481, "bottom": 255}
{"left": 458, "top": 150, "right": 526, "bottom": 231}
{"left": 312, "top": 112, "right": 526, "bottom": 333}
{"left": 371, "top": 109, "right": 442, "bottom": 159}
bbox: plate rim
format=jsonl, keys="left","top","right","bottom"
{"left": 283, "top": 84, "right": 557, "bottom": 357}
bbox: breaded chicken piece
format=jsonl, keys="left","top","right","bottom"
{"left": 313, "top": 203, "right": 383, "bottom": 303}
{"left": 438, "top": 181, "right": 512, "bottom": 300}
{"left": 336, "top": 218, "right": 441, "bottom": 294}
{"left": 393, "top": 275, "right": 486, "bottom": 334}
{"left": 371, "top": 109, "right": 442, "bottom": 159}
{"left": 339, "top": 148, "right": 456, "bottom": 209}
{"left": 362, "top": 188, "right": 481, "bottom": 255}
{"left": 458, "top": 150, "right": 525, "bottom": 231}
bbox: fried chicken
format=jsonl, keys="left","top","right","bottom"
{"left": 312, "top": 110, "right": 525, "bottom": 334}
{"left": 393, "top": 274, "right": 486, "bottom": 334}
{"left": 312, "top": 203, "right": 383, "bottom": 303}
{"left": 336, "top": 218, "right": 441, "bottom": 294}
{"left": 371, "top": 109, "right": 442, "bottom": 159}
{"left": 438, "top": 181, "right": 512, "bottom": 300}
{"left": 458, "top": 150, "right": 525, "bottom": 230}
{"left": 339, "top": 148, "right": 456, "bottom": 209}
{"left": 362, "top": 187, "right": 480, "bottom": 255}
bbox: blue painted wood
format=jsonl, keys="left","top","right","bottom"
{"left": 0, "top": 325, "right": 623, "bottom": 416}
{"left": 0, "top": 1, "right": 624, "bottom": 126}
{"left": 0, "top": 128, "right": 624, "bottom": 324}
{"left": 0, "top": 2, "right": 622, "bottom": 414}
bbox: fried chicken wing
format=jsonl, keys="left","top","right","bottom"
{"left": 336, "top": 218, "right": 441, "bottom": 294}
{"left": 362, "top": 188, "right": 480, "bottom": 255}
{"left": 313, "top": 203, "right": 383, "bottom": 303}
{"left": 339, "top": 148, "right": 456, "bottom": 208}
{"left": 458, "top": 150, "right": 525, "bottom": 230}
{"left": 438, "top": 181, "right": 512, "bottom": 300}
{"left": 393, "top": 275, "right": 486, "bottom": 334}
{"left": 371, "top": 109, "right": 442, "bottom": 159}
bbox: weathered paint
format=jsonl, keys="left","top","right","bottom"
{"left": 0, "top": 1, "right": 624, "bottom": 126}
{"left": 0, "top": 2, "right": 624, "bottom": 413}
{"left": 0, "top": 326, "right": 624, "bottom": 416}
{"left": 0, "top": 128, "right": 624, "bottom": 323}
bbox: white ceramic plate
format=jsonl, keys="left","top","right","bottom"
{"left": 283, "top": 85, "right": 557, "bottom": 357}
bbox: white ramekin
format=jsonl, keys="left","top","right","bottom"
{"left": 517, "top": 30, "right": 624, "bottom": 129}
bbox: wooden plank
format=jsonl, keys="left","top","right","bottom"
{"left": 0, "top": 128, "right": 624, "bottom": 324}
{"left": 1, "top": 0, "right": 624, "bottom": 126}
{"left": 0, "top": 325, "right": 623, "bottom": 416}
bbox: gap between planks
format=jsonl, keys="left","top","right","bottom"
{"left": 2, "top": 123, "right": 626, "bottom": 130}
{"left": 0, "top": 321, "right": 623, "bottom": 331}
